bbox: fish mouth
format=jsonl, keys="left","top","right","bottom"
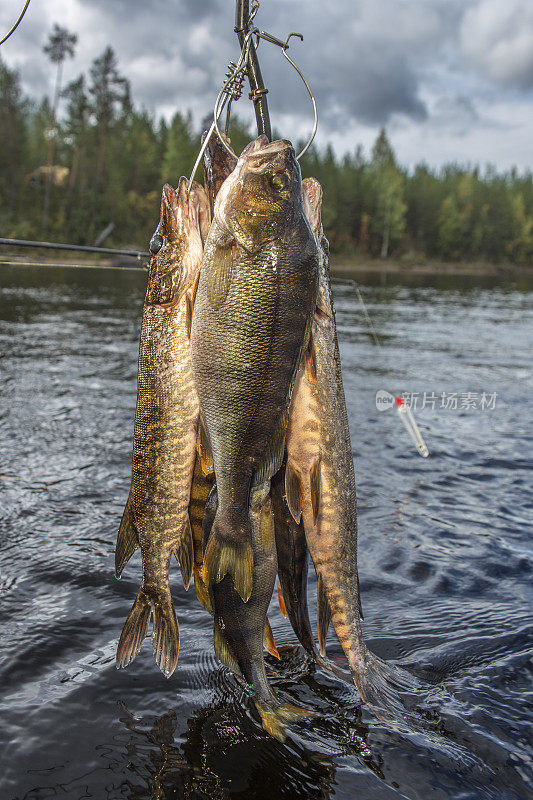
{"left": 246, "top": 139, "right": 295, "bottom": 173}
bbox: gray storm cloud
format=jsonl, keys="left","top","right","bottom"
{"left": 460, "top": 0, "right": 533, "bottom": 89}
{"left": 1, "top": 0, "right": 532, "bottom": 168}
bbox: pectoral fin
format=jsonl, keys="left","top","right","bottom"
{"left": 252, "top": 409, "right": 288, "bottom": 489}
{"left": 185, "top": 293, "right": 193, "bottom": 340}
{"left": 277, "top": 582, "right": 288, "bottom": 618}
{"left": 309, "top": 457, "right": 321, "bottom": 526}
{"left": 263, "top": 618, "right": 280, "bottom": 660}
{"left": 173, "top": 518, "right": 194, "bottom": 590}
{"left": 207, "top": 241, "right": 234, "bottom": 310}
{"left": 303, "top": 330, "right": 317, "bottom": 384}
{"left": 197, "top": 421, "right": 214, "bottom": 477}
{"left": 285, "top": 460, "right": 303, "bottom": 524}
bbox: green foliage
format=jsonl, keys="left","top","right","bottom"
{"left": 161, "top": 111, "right": 198, "bottom": 185}
{"left": 43, "top": 24, "right": 77, "bottom": 64}
{"left": 1, "top": 40, "right": 532, "bottom": 265}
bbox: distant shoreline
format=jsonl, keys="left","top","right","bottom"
{"left": 330, "top": 258, "right": 532, "bottom": 278}
{"left": 1, "top": 253, "right": 531, "bottom": 281}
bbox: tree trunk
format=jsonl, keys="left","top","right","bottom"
{"left": 95, "top": 122, "right": 107, "bottom": 194}
{"left": 42, "top": 60, "right": 63, "bottom": 232}
{"left": 381, "top": 218, "right": 390, "bottom": 259}
{"left": 64, "top": 146, "right": 79, "bottom": 225}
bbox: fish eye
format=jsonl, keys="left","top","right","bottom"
{"left": 270, "top": 172, "right": 290, "bottom": 192}
{"left": 149, "top": 234, "right": 163, "bottom": 254}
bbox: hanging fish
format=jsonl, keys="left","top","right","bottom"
{"left": 187, "top": 129, "right": 239, "bottom": 614}
{"left": 115, "top": 178, "right": 210, "bottom": 677}
{"left": 191, "top": 136, "right": 319, "bottom": 602}
{"left": 284, "top": 177, "right": 414, "bottom": 712}
{"left": 204, "top": 484, "right": 311, "bottom": 740}
{"left": 271, "top": 466, "right": 350, "bottom": 682}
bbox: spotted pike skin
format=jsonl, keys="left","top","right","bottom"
{"left": 131, "top": 288, "right": 199, "bottom": 599}
{"left": 117, "top": 179, "right": 209, "bottom": 674}
{"left": 286, "top": 178, "right": 367, "bottom": 681}
{"left": 188, "top": 453, "right": 214, "bottom": 610}
{"left": 202, "top": 130, "right": 237, "bottom": 217}
{"left": 191, "top": 137, "right": 318, "bottom": 597}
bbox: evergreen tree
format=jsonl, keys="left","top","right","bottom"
{"left": 0, "top": 59, "right": 27, "bottom": 219}
{"left": 89, "top": 47, "right": 129, "bottom": 194}
{"left": 61, "top": 75, "right": 90, "bottom": 239}
{"left": 368, "top": 129, "right": 406, "bottom": 258}
{"left": 1, "top": 41, "right": 531, "bottom": 266}
{"left": 42, "top": 24, "right": 77, "bottom": 230}
{"left": 161, "top": 111, "right": 197, "bottom": 185}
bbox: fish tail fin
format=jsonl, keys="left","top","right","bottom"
{"left": 263, "top": 618, "right": 280, "bottom": 660}
{"left": 115, "top": 497, "right": 139, "bottom": 578}
{"left": 314, "top": 652, "right": 352, "bottom": 683}
{"left": 173, "top": 518, "right": 194, "bottom": 590}
{"left": 116, "top": 589, "right": 151, "bottom": 670}
{"left": 255, "top": 701, "right": 317, "bottom": 742}
{"left": 194, "top": 564, "right": 212, "bottom": 613}
{"left": 353, "top": 647, "right": 420, "bottom": 720}
{"left": 202, "top": 519, "right": 253, "bottom": 602}
{"left": 152, "top": 600, "right": 180, "bottom": 678}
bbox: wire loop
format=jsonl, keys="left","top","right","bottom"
{"left": 188, "top": 6, "right": 318, "bottom": 185}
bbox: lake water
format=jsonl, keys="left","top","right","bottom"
{"left": 0, "top": 264, "right": 531, "bottom": 800}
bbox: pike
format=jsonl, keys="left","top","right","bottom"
{"left": 285, "top": 178, "right": 415, "bottom": 712}
{"left": 191, "top": 136, "right": 319, "bottom": 602}
{"left": 115, "top": 178, "right": 209, "bottom": 677}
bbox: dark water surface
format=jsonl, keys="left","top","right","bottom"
{"left": 1, "top": 265, "right": 531, "bottom": 800}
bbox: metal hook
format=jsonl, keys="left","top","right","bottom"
{"left": 212, "top": 29, "right": 256, "bottom": 159}
{"left": 243, "top": 29, "right": 316, "bottom": 159}
{"left": 188, "top": 29, "right": 255, "bottom": 188}
{"left": 281, "top": 45, "right": 318, "bottom": 160}
{"left": 248, "top": 0, "right": 260, "bottom": 27}
{"left": 188, "top": 22, "right": 318, "bottom": 185}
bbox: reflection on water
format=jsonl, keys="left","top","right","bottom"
{"left": 0, "top": 265, "right": 532, "bottom": 800}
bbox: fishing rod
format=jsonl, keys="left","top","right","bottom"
{"left": 235, "top": 0, "right": 271, "bottom": 140}
{"left": 0, "top": 237, "right": 150, "bottom": 260}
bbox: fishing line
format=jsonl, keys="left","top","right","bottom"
{"left": 333, "top": 276, "right": 429, "bottom": 457}
{"left": 0, "top": 259, "right": 147, "bottom": 271}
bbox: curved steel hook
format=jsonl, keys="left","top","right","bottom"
{"left": 189, "top": 24, "right": 318, "bottom": 184}
{"left": 188, "top": 30, "right": 254, "bottom": 186}
{"left": 281, "top": 44, "right": 318, "bottom": 160}
{"left": 212, "top": 29, "right": 256, "bottom": 160}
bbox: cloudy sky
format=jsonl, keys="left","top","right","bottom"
{"left": 1, "top": 0, "right": 532, "bottom": 171}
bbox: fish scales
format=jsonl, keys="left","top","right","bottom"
{"left": 285, "top": 178, "right": 414, "bottom": 711}
{"left": 205, "top": 487, "right": 311, "bottom": 740}
{"left": 191, "top": 137, "right": 319, "bottom": 602}
{"left": 116, "top": 178, "right": 209, "bottom": 677}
